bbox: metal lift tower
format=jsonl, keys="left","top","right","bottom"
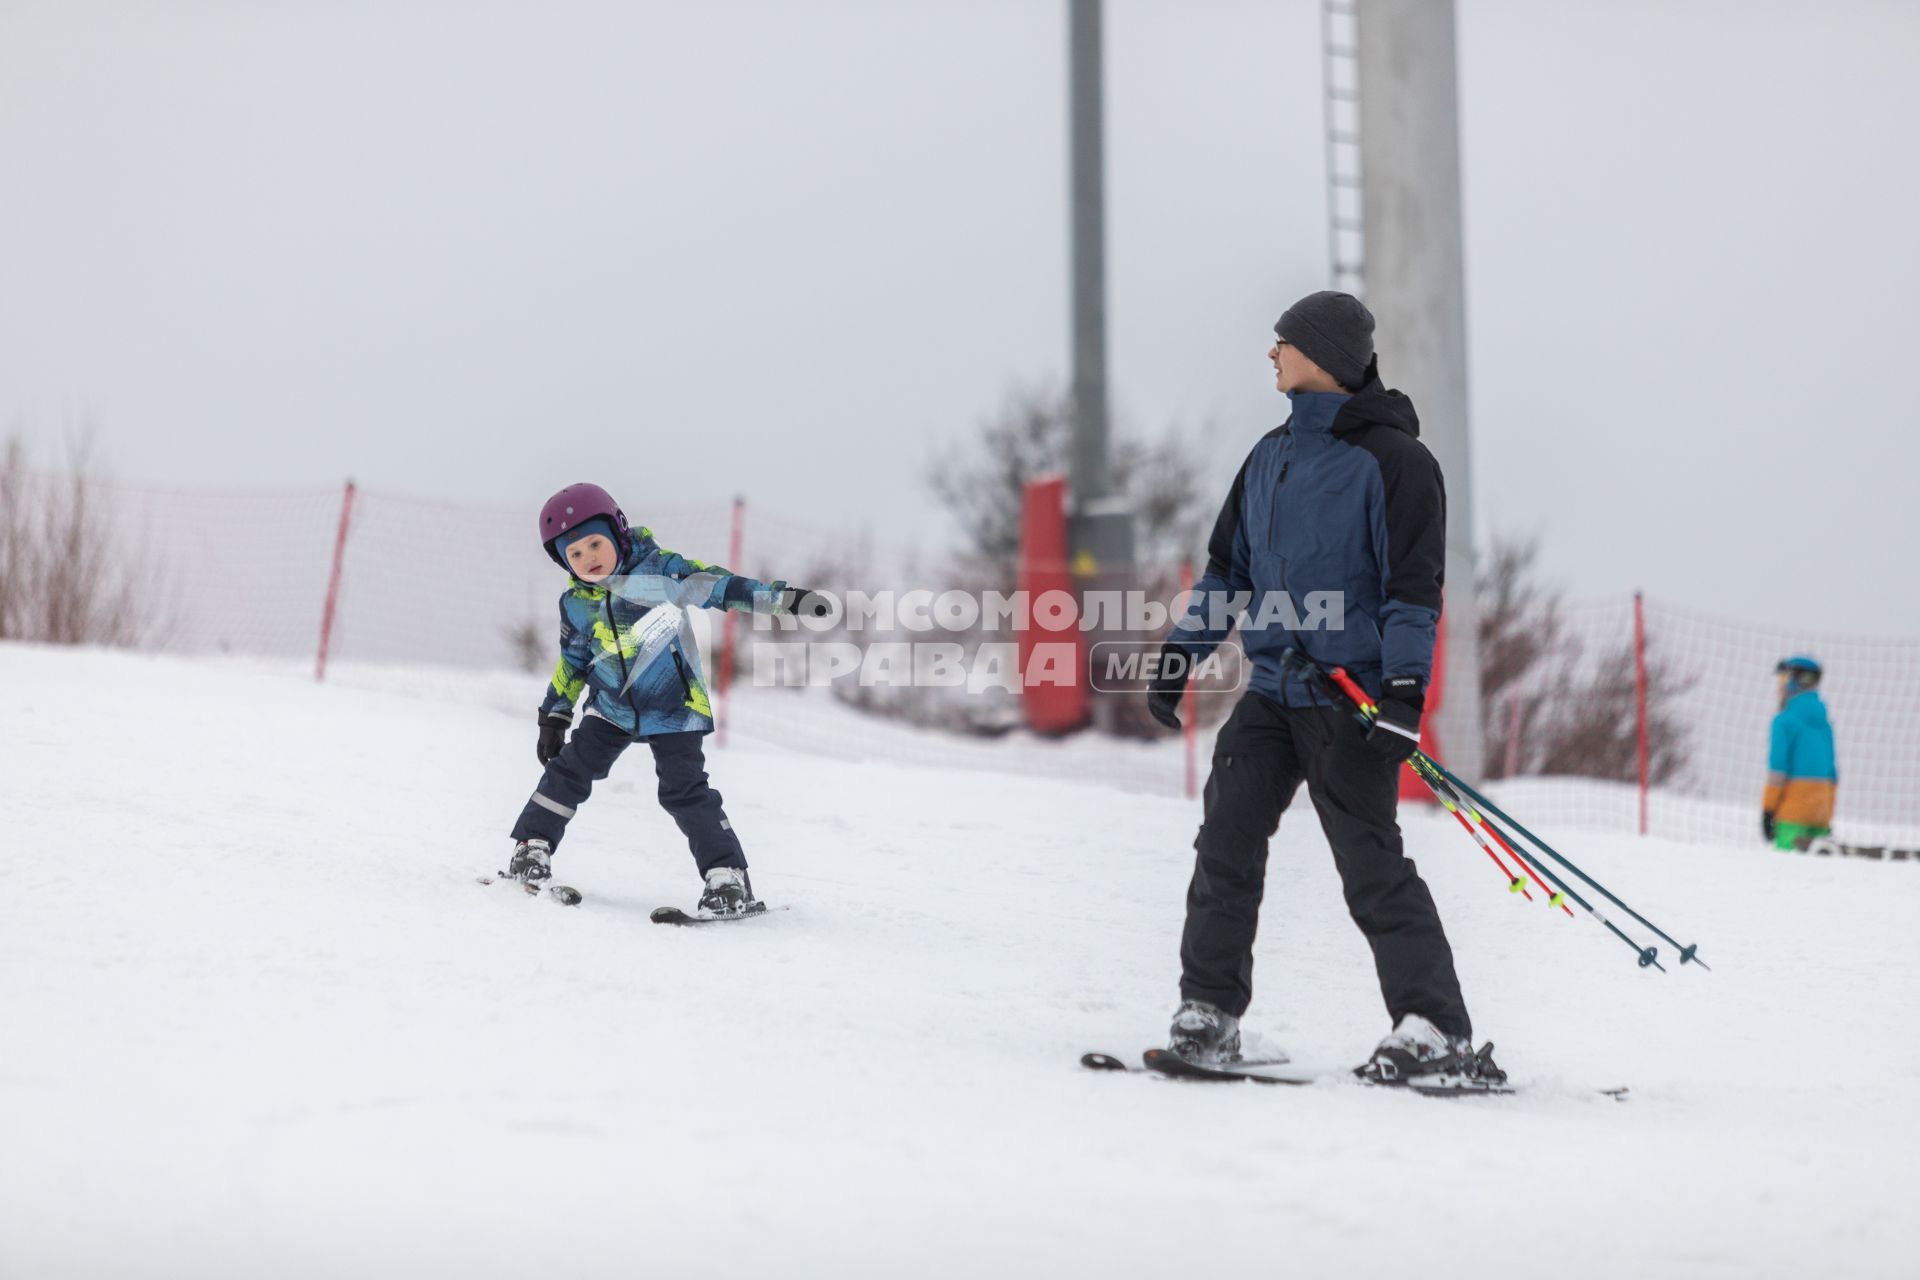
{"left": 1324, "top": 0, "right": 1485, "bottom": 779}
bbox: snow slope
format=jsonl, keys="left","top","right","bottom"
{"left": 2, "top": 645, "right": 1916, "bottom": 1279}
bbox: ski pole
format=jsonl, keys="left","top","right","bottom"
{"left": 1439, "top": 783, "right": 1667, "bottom": 969}
{"left": 1418, "top": 760, "right": 1536, "bottom": 901}
{"left": 1420, "top": 758, "right": 1572, "bottom": 916}
{"left": 1320, "top": 661, "right": 1667, "bottom": 968}
{"left": 1279, "top": 649, "right": 1671, "bottom": 969}
{"left": 1428, "top": 763, "right": 1709, "bottom": 970}
{"left": 1272, "top": 653, "right": 1529, "bottom": 897}
{"left": 1316, "top": 665, "right": 1573, "bottom": 916}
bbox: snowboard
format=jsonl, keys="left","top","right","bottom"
{"left": 477, "top": 875, "right": 582, "bottom": 906}
{"left": 650, "top": 901, "right": 772, "bottom": 926}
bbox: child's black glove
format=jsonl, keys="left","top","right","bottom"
{"left": 779, "top": 587, "right": 832, "bottom": 619}
{"left": 537, "top": 713, "right": 571, "bottom": 764}
{"left": 1363, "top": 676, "right": 1424, "bottom": 764}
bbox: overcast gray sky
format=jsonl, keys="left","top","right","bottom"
{"left": 4, "top": 0, "right": 1916, "bottom": 632}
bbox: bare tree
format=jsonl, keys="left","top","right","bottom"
{"left": 928, "top": 387, "right": 1067, "bottom": 571}
{"left": 928, "top": 383, "right": 1213, "bottom": 574}
{"left": 0, "top": 436, "right": 34, "bottom": 640}
{"left": 915, "top": 384, "right": 1225, "bottom": 738}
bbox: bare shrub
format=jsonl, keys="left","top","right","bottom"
{"left": 0, "top": 431, "right": 161, "bottom": 647}
{"left": 1478, "top": 535, "right": 1685, "bottom": 785}
{"left": 503, "top": 617, "right": 547, "bottom": 673}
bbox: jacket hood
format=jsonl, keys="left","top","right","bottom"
{"left": 1783, "top": 687, "right": 1830, "bottom": 719}
{"left": 1332, "top": 356, "right": 1420, "bottom": 438}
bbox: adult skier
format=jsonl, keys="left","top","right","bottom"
{"left": 1762, "top": 655, "right": 1837, "bottom": 851}
{"left": 1145, "top": 290, "right": 1494, "bottom": 1086}
{"left": 505, "top": 482, "right": 818, "bottom": 915}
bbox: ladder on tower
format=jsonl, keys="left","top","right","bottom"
{"left": 1322, "top": 0, "right": 1364, "bottom": 296}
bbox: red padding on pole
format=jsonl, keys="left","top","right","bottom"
{"left": 1398, "top": 610, "right": 1446, "bottom": 803}
{"left": 315, "top": 479, "right": 356, "bottom": 683}
{"left": 1018, "top": 476, "right": 1086, "bottom": 734}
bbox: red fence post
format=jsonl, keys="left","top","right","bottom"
{"left": 1179, "top": 559, "right": 1196, "bottom": 800}
{"left": 1634, "top": 590, "right": 1649, "bottom": 836}
{"left": 315, "top": 479, "right": 356, "bottom": 683}
{"left": 716, "top": 495, "right": 745, "bottom": 748}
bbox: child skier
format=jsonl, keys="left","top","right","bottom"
{"left": 1763, "top": 655, "right": 1837, "bottom": 851}
{"left": 506, "top": 482, "right": 817, "bottom": 915}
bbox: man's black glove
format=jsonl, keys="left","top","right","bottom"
{"left": 1762, "top": 812, "right": 1777, "bottom": 842}
{"left": 536, "top": 713, "right": 571, "bottom": 765}
{"left": 1146, "top": 643, "right": 1194, "bottom": 731}
{"left": 1364, "top": 675, "right": 1424, "bottom": 764}
{"left": 779, "top": 587, "right": 832, "bottom": 619}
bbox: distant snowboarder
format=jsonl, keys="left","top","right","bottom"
{"left": 1145, "top": 290, "right": 1496, "bottom": 1086}
{"left": 1762, "top": 655, "right": 1837, "bottom": 852}
{"left": 505, "top": 482, "right": 820, "bottom": 916}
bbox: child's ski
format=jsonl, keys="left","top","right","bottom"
{"left": 477, "top": 875, "right": 582, "bottom": 906}
{"left": 650, "top": 902, "right": 771, "bottom": 926}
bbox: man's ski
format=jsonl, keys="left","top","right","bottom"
{"left": 477, "top": 875, "right": 582, "bottom": 906}
{"left": 1080, "top": 1050, "right": 1312, "bottom": 1084}
{"left": 1397, "top": 1074, "right": 1517, "bottom": 1097}
{"left": 1082, "top": 1050, "right": 1628, "bottom": 1100}
{"left": 650, "top": 901, "right": 772, "bottom": 926}
{"left": 1140, "top": 1048, "right": 1317, "bottom": 1085}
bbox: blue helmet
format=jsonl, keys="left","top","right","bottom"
{"left": 1776, "top": 654, "right": 1822, "bottom": 689}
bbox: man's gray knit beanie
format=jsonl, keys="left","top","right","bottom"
{"left": 1275, "top": 290, "right": 1375, "bottom": 390}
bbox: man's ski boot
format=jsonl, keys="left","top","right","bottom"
{"left": 1167, "top": 999, "right": 1242, "bottom": 1066}
{"left": 507, "top": 838, "right": 553, "bottom": 884}
{"left": 1357, "top": 1013, "right": 1507, "bottom": 1089}
{"left": 698, "top": 866, "right": 755, "bottom": 917}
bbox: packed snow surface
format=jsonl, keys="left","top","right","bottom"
{"left": 2, "top": 645, "right": 1915, "bottom": 1279}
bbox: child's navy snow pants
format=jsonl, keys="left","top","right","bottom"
{"left": 511, "top": 716, "right": 748, "bottom": 874}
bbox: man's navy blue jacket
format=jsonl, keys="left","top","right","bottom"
{"left": 1170, "top": 358, "right": 1446, "bottom": 708}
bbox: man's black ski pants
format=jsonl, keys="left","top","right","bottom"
{"left": 1179, "top": 691, "right": 1471, "bottom": 1039}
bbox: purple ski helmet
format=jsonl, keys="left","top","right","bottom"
{"left": 539, "top": 483, "right": 632, "bottom": 566}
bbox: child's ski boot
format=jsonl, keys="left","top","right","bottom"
{"left": 507, "top": 838, "right": 553, "bottom": 884}
{"left": 697, "top": 866, "right": 754, "bottom": 916}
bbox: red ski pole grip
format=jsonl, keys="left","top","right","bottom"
{"left": 1328, "top": 666, "right": 1375, "bottom": 713}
